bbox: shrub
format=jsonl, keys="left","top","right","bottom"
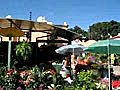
{"left": 71, "top": 70, "right": 106, "bottom": 90}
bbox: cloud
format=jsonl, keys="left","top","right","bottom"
{"left": 37, "top": 16, "right": 46, "bottom": 22}
{"left": 37, "top": 16, "right": 53, "bottom": 25}
{"left": 5, "top": 15, "right": 12, "bottom": 18}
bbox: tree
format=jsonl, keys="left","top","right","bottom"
{"left": 69, "top": 26, "right": 83, "bottom": 34}
{"left": 88, "top": 20, "right": 120, "bottom": 40}
{"left": 68, "top": 26, "right": 88, "bottom": 40}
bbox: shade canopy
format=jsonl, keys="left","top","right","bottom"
{"left": 0, "top": 18, "right": 80, "bottom": 41}
{"left": 0, "top": 18, "right": 53, "bottom": 30}
{"left": 0, "top": 27, "right": 24, "bottom": 37}
{"left": 79, "top": 40, "right": 96, "bottom": 47}
{"left": 84, "top": 39, "right": 120, "bottom": 54}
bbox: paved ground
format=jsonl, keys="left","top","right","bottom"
{"left": 112, "top": 65, "right": 120, "bottom": 76}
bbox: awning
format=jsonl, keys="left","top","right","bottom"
{"left": 53, "top": 25, "right": 80, "bottom": 40}
{"left": 0, "top": 18, "right": 54, "bottom": 30}
{"left": 0, "top": 18, "right": 80, "bottom": 41}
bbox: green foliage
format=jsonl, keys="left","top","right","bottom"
{"left": 69, "top": 25, "right": 88, "bottom": 39}
{"left": 52, "top": 73, "right": 65, "bottom": 90}
{"left": 25, "top": 65, "right": 66, "bottom": 90}
{"left": 0, "top": 64, "right": 107, "bottom": 90}
{"left": 15, "top": 40, "right": 32, "bottom": 61}
{"left": 0, "top": 64, "right": 66, "bottom": 90}
{"left": 26, "top": 65, "right": 43, "bottom": 89}
{"left": 3, "top": 71, "right": 20, "bottom": 89}
{"left": 71, "top": 70, "right": 105, "bottom": 90}
{"left": 88, "top": 20, "right": 120, "bottom": 40}
{"left": 0, "top": 67, "right": 21, "bottom": 90}
{"left": 68, "top": 20, "right": 120, "bottom": 41}
{"left": 0, "top": 66, "right": 7, "bottom": 86}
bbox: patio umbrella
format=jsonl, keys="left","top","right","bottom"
{"left": 55, "top": 44, "right": 85, "bottom": 55}
{"left": 84, "top": 39, "right": 120, "bottom": 90}
{"left": 84, "top": 39, "right": 120, "bottom": 54}
{"left": 55, "top": 44, "right": 85, "bottom": 78}
{"left": 85, "top": 40, "right": 96, "bottom": 47}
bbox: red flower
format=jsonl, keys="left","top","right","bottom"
{"left": 112, "top": 80, "right": 120, "bottom": 89}
{"left": 6, "top": 69, "right": 14, "bottom": 75}
{"left": 49, "top": 69, "right": 55, "bottom": 75}
{"left": 66, "top": 74, "right": 70, "bottom": 78}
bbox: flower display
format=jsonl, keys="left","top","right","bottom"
{"left": 0, "top": 64, "right": 109, "bottom": 90}
{"left": 112, "top": 80, "right": 120, "bottom": 89}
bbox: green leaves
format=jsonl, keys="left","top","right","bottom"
{"left": 15, "top": 40, "right": 32, "bottom": 61}
{"left": 69, "top": 25, "right": 88, "bottom": 39}
{"left": 88, "top": 20, "right": 120, "bottom": 40}
{"left": 72, "top": 70, "right": 101, "bottom": 90}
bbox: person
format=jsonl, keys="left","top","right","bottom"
{"left": 71, "top": 54, "right": 77, "bottom": 68}
{"left": 60, "top": 53, "right": 74, "bottom": 84}
{"left": 60, "top": 53, "right": 71, "bottom": 78}
{"left": 62, "top": 55, "right": 71, "bottom": 71}
{"left": 76, "top": 56, "right": 87, "bottom": 65}
{"left": 75, "top": 56, "right": 88, "bottom": 73}
{"left": 71, "top": 54, "right": 77, "bottom": 79}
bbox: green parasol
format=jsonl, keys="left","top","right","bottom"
{"left": 84, "top": 39, "right": 120, "bottom": 90}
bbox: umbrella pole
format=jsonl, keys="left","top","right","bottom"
{"left": 8, "top": 37, "right": 11, "bottom": 70}
{"left": 73, "top": 48, "right": 74, "bottom": 54}
{"left": 108, "top": 56, "right": 111, "bottom": 90}
{"left": 107, "top": 45, "right": 111, "bottom": 90}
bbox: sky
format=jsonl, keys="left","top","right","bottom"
{"left": 0, "top": 0, "right": 120, "bottom": 31}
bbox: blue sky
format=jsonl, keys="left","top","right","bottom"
{"left": 0, "top": 0, "right": 120, "bottom": 31}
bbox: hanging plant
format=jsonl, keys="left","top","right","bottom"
{"left": 15, "top": 40, "right": 32, "bottom": 61}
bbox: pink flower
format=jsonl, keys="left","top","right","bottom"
{"left": 20, "top": 71, "right": 26, "bottom": 78}
{"left": 16, "top": 87, "right": 22, "bottom": 90}
{"left": 18, "top": 80, "right": 23, "bottom": 83}
{"left": 23, "top": 80, "right": 29, "bottom": 87}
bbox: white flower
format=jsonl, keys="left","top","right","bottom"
{"left": 48, "top": 75, "right": 52, "bottom": 77}
{"left": 47, "top": 86, "right": 52, "bottom": 89}
{"left": 51, "top": 84, "right": 55, "bottom": 88}
{"left": 64, "top": 77, "right": 73, "bottom": 84}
